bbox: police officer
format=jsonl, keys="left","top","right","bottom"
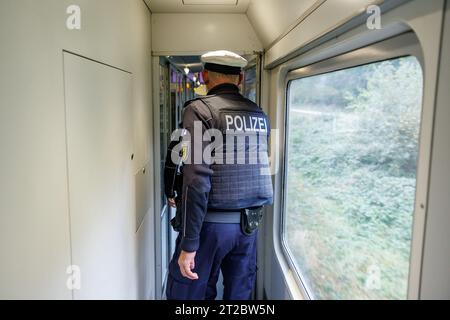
{"left": 166, "top": 50, "right": 273, "bottom": 300}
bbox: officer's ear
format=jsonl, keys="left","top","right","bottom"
{"left": 238, "top": 73, "right": 244, "bottom": 86}
{"left": 202, "top": 70, "right": 209, "bottom": 85}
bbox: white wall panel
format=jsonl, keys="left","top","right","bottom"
{"left": 247, "top": 0, "right": 320, "bottom": 49}
{"left": 264, "top": 0, "right": 378, "bottom": 67}
{"left": 420, "top": 3, "right": 450, "bottom": 300}
{"left": 152, "top": 13, "right": 262, "bottom": 55}
{"left": 64, "top": 53, "right": 135, "bottom": 299}
{"left": 136, "top": 164, "right": 152, "bottom": 232}
{"left": 130, "top": 1, "right": 153, "bottom": 175}
{"left": 0, "top": 0, "right": 153, "bottom": 299}
{"left": 136, "top": 209, "right": 154, "bottom": 300}
{"left": 0, "top": 0, "right": 74, "bottom": 299}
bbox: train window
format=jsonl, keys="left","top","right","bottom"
{"left": 284, "top": 56, "right": 423, "bottom": 299}
{"left": 243, "top": 64, "right": 258, "bottom": 103}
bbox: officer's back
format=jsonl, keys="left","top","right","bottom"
{"left": 191, "top": 83, "right": 273, "bottom": 212}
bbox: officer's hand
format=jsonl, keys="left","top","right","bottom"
{"left": 168, "top": 198, "right": 177, "bottom": 208}
{"left": 178, "top": 250, "right": 199, "bottom": 280}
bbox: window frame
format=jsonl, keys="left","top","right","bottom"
{"left": 280, "top": 32, "right": 427, "bottom": 300}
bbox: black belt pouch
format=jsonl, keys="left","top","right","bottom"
{"left": 240, "top": 207, "right": 264, "bottom": 236}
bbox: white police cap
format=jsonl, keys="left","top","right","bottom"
{"left": 201, "top": 50, "right": 248, "bottom": 75}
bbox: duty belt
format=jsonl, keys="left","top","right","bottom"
{"left": 204, "top": 210, "right": 241, "bottom": 223}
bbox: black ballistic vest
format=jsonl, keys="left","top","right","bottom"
{"left": 198, "top": 93, "right": 274, "bottom": 211}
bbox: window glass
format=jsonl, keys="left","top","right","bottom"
{"left": 285, "top": 56, "right": 423, "bottom": 299}
{"left": 243, "top": 65, "right": 258, "bottom": 103}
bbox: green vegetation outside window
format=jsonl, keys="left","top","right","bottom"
{"left": 284, "top": 56, "right": 424, "bottom": 299}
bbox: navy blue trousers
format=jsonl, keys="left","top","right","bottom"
{"left": 166, "top": 222, "right": 258, "bottom": 300}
